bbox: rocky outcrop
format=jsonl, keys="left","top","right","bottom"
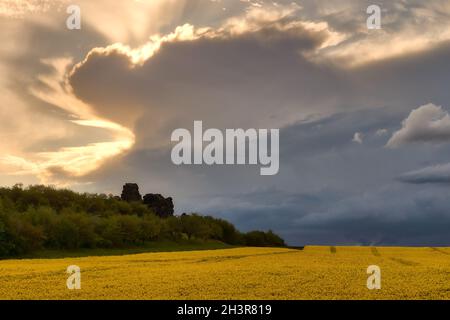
{"left": 120, "top": 183, "right": 174, "bottom": 217}
{"left": 143, "top": 193, "right": 174, "bottom": 218}
{"left": 120, "top": 183, "right": 142, "bottom": 202}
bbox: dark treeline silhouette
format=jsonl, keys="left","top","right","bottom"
{"left": 0, "top": 184, "right": 285, "bottom": 257}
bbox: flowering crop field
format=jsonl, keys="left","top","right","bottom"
{"left": 0, "top": 246, "right": 449, "bottom": 300}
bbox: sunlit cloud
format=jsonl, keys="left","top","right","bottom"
{"left": 77, "top": 0, "right": 187, "bottom": 44}
{"left": 69, "top": 1, "right": 450, "bottom": 72}
{"left": 0, "top": 58, "right": 135, "bottom": 184}
{"left": 72, "top": 23, "right": 203, "bottom": 68}
{"left": 0, "top": 0, "right": 64, "bottom": 18}
{"left": 72, "top": 4, "right": 347, "bottom": 72}
{"left": 321, "top": 27, "right": 450, "bottom": 67}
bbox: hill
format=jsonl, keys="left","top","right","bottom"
{"left": 0, "top": 184, "right": 285, "bottom": 257}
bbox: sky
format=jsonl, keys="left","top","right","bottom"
{"left": 2, "top": 0, "right": 450, "bottom": 245}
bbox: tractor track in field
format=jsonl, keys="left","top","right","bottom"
{"left": 196, "top": 250, "right": 297, "bottom": 263}
{"left": 389, "top": 257, "right": 420, "bottom": 266}
{"left": 429, "top": 247, "right": 450, "bottom": 255}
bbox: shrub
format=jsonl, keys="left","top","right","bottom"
{"left": 244, "top": 230, "right": 285, "bottom": 247}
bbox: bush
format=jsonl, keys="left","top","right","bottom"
{"left": 244, "top": 230, "right": 285, "bottom": 247}
{"left": 140, "top": 214, "right": 162, "bottom": 241}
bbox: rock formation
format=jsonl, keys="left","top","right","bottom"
{"left": 120, "top": 183, "right": 174, "bottom": 217}
{"left": 120, "top": 183, "right": 142, "bottom": 202}
{"left": 143, "top": 193, "right": 174, "bottom": 218}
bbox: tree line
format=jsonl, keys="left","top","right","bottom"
{"left": 0, "top": 184, "right": 285, "bottom": 257}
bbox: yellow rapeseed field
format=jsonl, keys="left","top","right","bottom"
{"left": 0, "top": 246, "right": 449, "bottom": 299}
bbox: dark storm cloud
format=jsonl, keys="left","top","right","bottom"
{"left": 189, "top": 173, "right": 450, "bottom": 246}
{"left": 294, "top": 185, "right": 450, "bottom": 246}
{"left": 210, "top": 112, "right": 450, "bottom": 246}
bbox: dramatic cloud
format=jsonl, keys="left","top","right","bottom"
{"left": 387, "top": 104, "right": 450, "bottom": 148}
{"left": 70, "top": 4, "right": 345, "bottom": 69}
{"left": 68, "top": 4, "right": 354, "bottom": 148}
{"left": 0, "top": 58, "right": 135, "bottom": 184}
